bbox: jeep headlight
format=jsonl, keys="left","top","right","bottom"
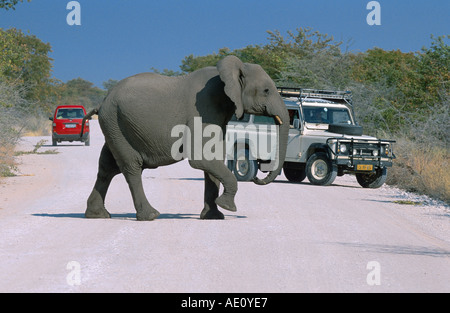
{"left": 339, "top": 144, "right": 347, "bottom": 154}
{"left": 372, "top": 150, "right": 379, "bottom": 157}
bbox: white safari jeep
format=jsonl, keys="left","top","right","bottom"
{"left": 226, "top": 88, "right": 395, "bottom": 188}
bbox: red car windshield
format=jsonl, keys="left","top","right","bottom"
{"left": 56, "top": 108, "right": 85, "bottom": 119}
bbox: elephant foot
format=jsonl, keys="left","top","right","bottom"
{"left": 215, "top": 193, "right": 237, "bottom": 212}
{"left": 85, "top": 206, "right": 111, "bottom": 219}
{"left": 200, "top": 207, "right": 225, "bottom": 220}
{"left": 136, "top": 207, "right": 160, "bottom": 221}
{"left": 86, "top": 190, "right": 111, "bottom": 219}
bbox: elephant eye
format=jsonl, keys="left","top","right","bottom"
{"left": 264, "top": 88, "right": 270, "bottom": 95}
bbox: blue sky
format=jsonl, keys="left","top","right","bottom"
{"left": 1, "top": 0, "right": 449, "bottom": 88}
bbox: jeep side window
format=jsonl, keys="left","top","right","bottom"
{"left": 288, "top": 109, "right": 299, "bottom": 126}
{"left": 253, "top": 115, "right": 275, "bottom": 125}
{"left": 230, "top": 113, "right": 251, "bottom": 122}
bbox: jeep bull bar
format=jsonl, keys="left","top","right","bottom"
{"left": 326, "top": 138, "right": 396, "bottom": 171}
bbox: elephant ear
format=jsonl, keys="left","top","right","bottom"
{"left": 217, "top": 55, "right": 245, "bottom": 119}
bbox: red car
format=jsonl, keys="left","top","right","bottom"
{"left": 49, "top": 105, "right": 90, "bottom": 146}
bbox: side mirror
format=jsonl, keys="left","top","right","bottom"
{"left": 293, "top": 118, "right": 300, "bottom": 129}
{"left": 49, "top": 117, "right": 54, "bottom": 121}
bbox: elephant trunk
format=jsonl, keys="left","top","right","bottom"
{"left": 252, "top": 108, "right": 289, "bottom": 186}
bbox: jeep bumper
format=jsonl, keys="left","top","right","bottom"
{"left": 327, "top": 137, "right": 396, "bottom": 172}
{"left": 335, "top": 156, "right": 393, "bottom": 169}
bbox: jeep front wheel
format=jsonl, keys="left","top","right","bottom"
{"left": 306, "top": 152, "right": 337, "bottom": 186}
{"left": 356, "top": 167, "right": 387, "bottom": 189}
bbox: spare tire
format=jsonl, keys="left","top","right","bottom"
{"left": 328, "top": 124, "right": 363, "bottom": 136}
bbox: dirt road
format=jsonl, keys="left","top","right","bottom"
{"left": 0, "top": 120, "right": 449, "bottom": 293}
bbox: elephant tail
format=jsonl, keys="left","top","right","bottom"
{"left": 80, "top": 108, "right": 98, "bottom": 138}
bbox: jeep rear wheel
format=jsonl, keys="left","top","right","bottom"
{"left": 283, "top": 166, "right": 306, "bottom": 183}
{"left": 228, "top": 149, "right": 258, "bottom": 182}
{"left": 356, "top": 167, "right": 387, "bottom": 189}
{"left": 306, "top": 152, "right": 337, "bottom": 186}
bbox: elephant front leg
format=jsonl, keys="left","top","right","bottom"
{"left": 200, "top": 172, "right": 225, "bottom": 220}
{"left": 189, "top": 159, "right": 238, "bottom": 213}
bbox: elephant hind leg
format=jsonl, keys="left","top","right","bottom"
{"left": 122, "top": 171, "right": 160, "bottom": 221}
{"left": 86, "top": 144, "right": 120, "bottom": 219}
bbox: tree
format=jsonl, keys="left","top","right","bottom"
{"left": 180, "top": 48, "right": 231, "bottom": 73}
{"left": 417, "top": 35, "right": 450, "bottom": 104}
{"left": 0, "top": 0, "right": 31, "bottom": 10}
{"left": 0, "top": 28, "right": 53, "bottom": 103}
{"left": 56, "top": 78, "right": 106, "bottom": 111}
{"left": 149, "top": 68, "right": 182, "bottom": 77}
{"left": 102, "top": 79, "right": 119, "bottom": 91}
{"left": 272, "top": 28, "right": 348, "bottom": 88}
{"left": 176, "top": 28, "right": 342, "bottom": 81}
{"left": 349, "top": 35, "right": 449, "bottom": 131}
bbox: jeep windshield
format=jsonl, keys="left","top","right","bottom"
{"left": 303, "top": 104, "right": 353, "bottom": 129}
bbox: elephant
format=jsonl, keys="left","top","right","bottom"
{"left": 82, "top": 55, "right": 290, "bottom": 221}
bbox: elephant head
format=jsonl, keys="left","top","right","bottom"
{"left": 217, "top": 56, "right": 290, "bottom": 185}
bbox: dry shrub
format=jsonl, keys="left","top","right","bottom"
{"left": 0, "top": 82, "right": 28, "bottom": 178}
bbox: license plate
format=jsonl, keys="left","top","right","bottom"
{"left": 357, "top": 164, "right": 373, "bottom": 171}
{"left": 65, "top": 124, "right": 77, "bottom": 128}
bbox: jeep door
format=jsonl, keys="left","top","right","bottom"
{"left": 286, "top": 108, "right": 305, "bottom": 162}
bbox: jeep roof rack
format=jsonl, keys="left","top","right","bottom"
{"left": 277, "top": 87, "right": 353, "bottom": 105}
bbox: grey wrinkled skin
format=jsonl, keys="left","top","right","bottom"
{"left": 84, "top": 56, "right": 289, "bottom": 221}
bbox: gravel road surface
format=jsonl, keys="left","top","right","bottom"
{"left": 0, "top": 120, "right": 449, "bottom": 292}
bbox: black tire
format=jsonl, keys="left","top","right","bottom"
{"left": 356, "top": 167, "right": 387, "bottom": 189}
{"left": 85, "top": 135, "right": 90, "bottom": 146}
{"left": 283, "top": 166, "right": 306, "bottom": 183}
{"left": 328, "top": 124, "right": 363, "bottom": 136}
{"left": 228, "top": 149, "right": 258, "bottom": 182}
{"left": 306, "top": 152, "right": 337, "bottom": 186}
{"left": 52, "top": 138, "right": 57, "bottom": 146}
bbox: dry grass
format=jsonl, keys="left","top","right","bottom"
{"left": 387, "top": 137, "right": 450, "bottom": 204}
{"left": 0, "top": 144, "right": 18, "bottom": 177}
{"left": 22, "top": 115, "right": 52, "bottom": 137}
